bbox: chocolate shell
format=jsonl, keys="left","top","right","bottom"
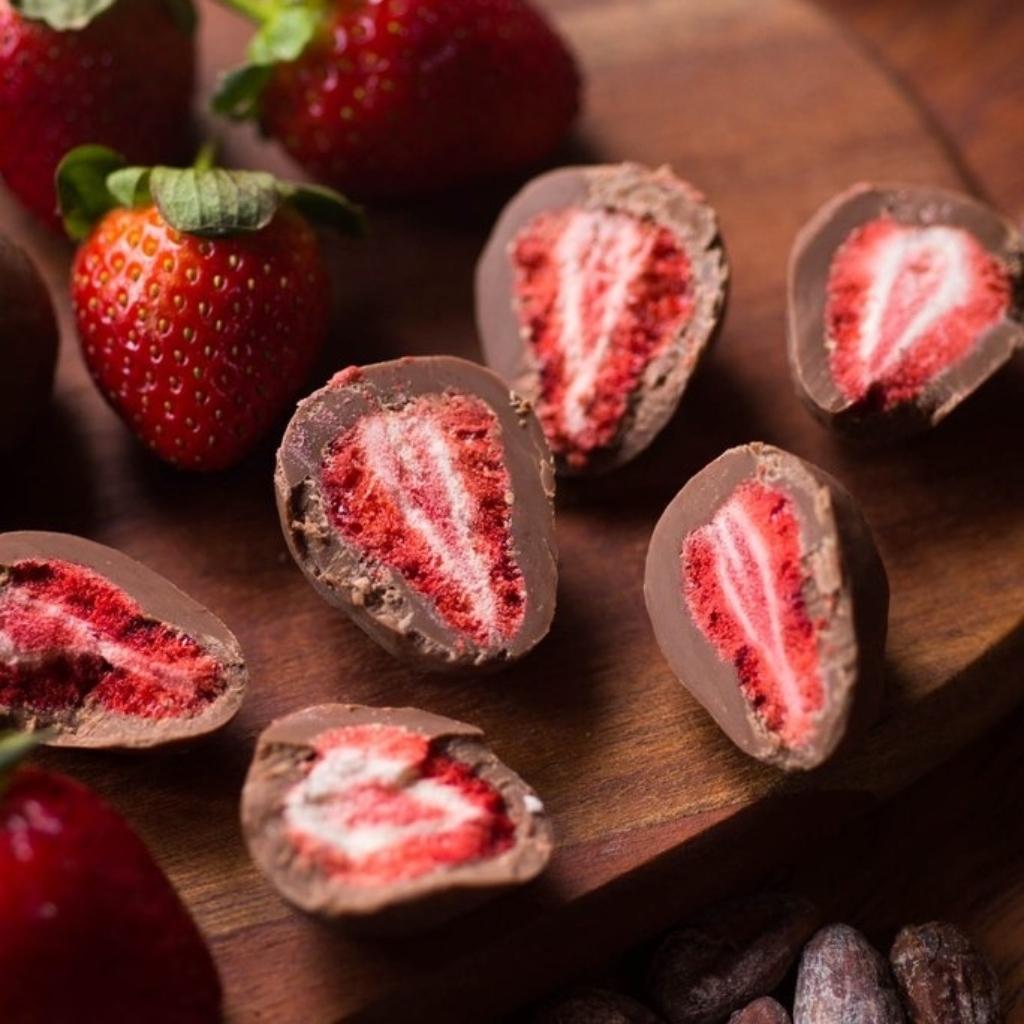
{"left": 788, "top": 182, "right": 1024, "bottom": 439}
{"left": 476, "top": 163, "right": 728, "bottom": 475}
{"left": 241, "top": 703, "right": 554, "bottom": 933}
{"left": 644, "top": 444, "right": 888, "bottom": 771}
{"left": 0, "top": 531, "right": 247, "bottom": 749}
{"left": 0, "top": 235, "right": 59, "bottom": 455}
{"left": 275, "top": 356, "right": 558, "bottom": 673}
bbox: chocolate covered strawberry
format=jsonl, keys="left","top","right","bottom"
{"left": 213, "top": 0, "right": 580, "bottom": 198}
{"left": 0, "top": 732, "right": 222, "bottom": 1023}
{"left": 0, "top": 0, "right": 195, "bottom": 230}
{"left": 788, "top": 183, "right": 1024, "bottom": 438}
{"left": 59, "top": 145, "right": 363, "bottom": 471}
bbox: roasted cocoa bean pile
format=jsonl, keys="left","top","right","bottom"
{"left": 529, "top": 894, "right": 1002, "bottom": 1024}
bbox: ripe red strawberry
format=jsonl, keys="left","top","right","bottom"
{"left": 214, "top": 0, "right": 580, "bottom": 198}
{"left": 60, "top": 145, "right": 364, "bottom": 471}
{"left": 0, "top": 733, "right": 221, "bottom": 1024}
{"left": 0, "top": 0, "right": 195, "bottom": 230}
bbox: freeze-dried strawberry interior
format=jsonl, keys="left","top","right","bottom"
{"left": 321, "top": 391, "right": 525, "bottom": 648}
{"left": 826, "top": 216, "right": 1011, "bottom": 407}
{"left": 682, "top": 481, "right": 825, "bottom": 747}
{"left": 284, "top": 723, "right": 515, "bottom": 885}
{"left": 512, "top": 205, "right": 694, "bottom": 468}
{"left": 0, "top": 559, "right": 225, "bottom": 719}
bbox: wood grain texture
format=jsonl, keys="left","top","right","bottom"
{"left": 0, "top": 0, "right": 1021, "bottom": 1021}
{"left": 820, "top": 0, "right": 1024, "bottom": 218}
{"left": 538, "top": 703, "right": 1024, "bottom": 1021}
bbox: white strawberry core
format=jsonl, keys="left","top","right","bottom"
{"left": 283, "top": 724, "right": 514, "bottom": 885}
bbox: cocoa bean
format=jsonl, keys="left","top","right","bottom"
{"left": 646, "top": 892, "right": 818, "bottom": 1024}
{"left": 890, "top": 922, "right": 1000, "bottom": 1024}
{"left": 794, "top": 924, "right": 905, "bottom": 1023}
{"left": 728, "top": 996, "right": 792, "bottom": 1023}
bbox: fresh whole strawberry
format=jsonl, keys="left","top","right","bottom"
{"left": 0, "top": 732, "right": 222, "bottom": 1024}
{"left": 213, "top": 0, "right": 581, "bottom": 198}
{"left": 0, "top": 0, "right": 195, "bottom": 230}
{"left": 59, "top": 145, "right": 364, "bottom": 471}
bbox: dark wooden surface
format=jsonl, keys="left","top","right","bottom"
{"left": 799, "top": 2, "right": 1024, "bottom": 1018}
{"left": 0, "top": 0, "right": 1021, "bottom": 1021}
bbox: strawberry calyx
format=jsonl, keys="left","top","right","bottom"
{"left": 10, "top": 0, "right": 195, "bottom": 32}
{"left": 0, "top": 730, "right": 49, "bottom": 797}
{"left": 56, "top": 144, "right": 365, "bottom": 241}
{"left": 212, "top": 0, "right": 324, "bottom": 120}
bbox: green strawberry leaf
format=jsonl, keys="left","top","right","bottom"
{"left": 149, "top": 166, "right": 282, "bottom": 236}
{"left": 248, "top": 4, "right": 318, "bottom": 63}
{"left": 212, "top": 63, "right": 273, "bottom": 120}
{"left": 280, "top": 182, "right": 367, "bottom": 237}
{"left": 56, "top": 145, "right": 126, "bottom": 241}
{"left": 12, "top": 0, "right": 195, "bottom": 31}
{"left": 57, "top": 145, "right": 365, "bottom": 239}
{"left": 11, "top": 0, "right": 117, "bottom": 30}
{"left": 106, "top": 166, "right": 153, "bottom": 209}
{"left": 211, "top": 1, "right": 320, "bottom": 121}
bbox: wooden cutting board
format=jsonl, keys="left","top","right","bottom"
{"left": 2, "top": 0, "right": 1022, "bottom": 1020}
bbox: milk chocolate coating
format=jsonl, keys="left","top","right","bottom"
{"left": 241, "top": 703, "right": 555, "bottom": 933}
{"left": 534, "top": 988, "right": 665, "bottom": 1024}
{"left": 476, "top": 163, "right": 729, "bottom": 476}
{"left": 0, "top": 531, "right": 247, "bottom": 749}
{"left": 0, "top": 235, "right": 59, "bottom": 455}
{"left": 275, "top": 356, "right": 558, "bottom": 673}
{"left": 788, "top": 182, "right": 1024, "bottom": 440}
{"left": 644, "top": 444, "right": 888, "bottom": 771}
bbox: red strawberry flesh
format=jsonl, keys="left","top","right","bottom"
{"left": 284, "top": 723, "right": 515, "bottom": 885}
{"left": 511, "top": 206, "right": 694, "bottom": 469}
{"left": 826, "top": 216, "right": 1011, "bottom": 408}
{"left": 320, "top": 391, "right": 526, "bottom": 647}
{"left": 682, "top": 481, "right": 825, "bottom": 748}
{"left": 0, "top": 559, "right": 226, "bottom": 719}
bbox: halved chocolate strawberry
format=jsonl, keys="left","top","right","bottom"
{"left": 241, "top": 704, "right": 553, "bottom": 931}
{"left": 789, "top": 183, "right": 1024, "bottom": 438}
{"left": 0, "top": 532, "right": 246, "bottom": 749}
{"left": 476, "top": 163, "right": 728, "bottom": 475}
{"left": 275, "top": 356, "right": 557, "bottom": 672}
{"left": 644, "top": 444, "right": 888, "bottom": 770}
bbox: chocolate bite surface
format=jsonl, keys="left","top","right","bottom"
{"left": 477, "top": 163, "right": 728, "bottom": 475}
{"left": 788, "top": 183, "right": 1024, "bottom": 438}
{"left": 241, "top": 704, "right": 554, "bottom": 931}
{"left": 275, "top": 356, "right": 557, "bottom": 672}
{"left": 0, "top": 235, "right": 59, "bottom": 455}
{"left": 0, "top": 532, "right": 246, "bottom": 748}
{"left": 644, "top": 444, "right": 888, "bottom": 771}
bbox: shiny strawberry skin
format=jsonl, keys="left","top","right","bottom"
{"left": 0, "top": 767, "right": 221, "bottom": 1024}
{"left": 71, "top": 204, "right": 331, "bottom": 471}
{"left": 0, "top": 0, "right": 194, "bottom": 230}
{"left": 259, "top": 0, "right": 580, "bottom": 197}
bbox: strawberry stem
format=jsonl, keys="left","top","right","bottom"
{"left": 0, "top": 731, "right": 49, "bottom": 796}
{"left": 193, "top": 142, "right": 218, "bottom": 172}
